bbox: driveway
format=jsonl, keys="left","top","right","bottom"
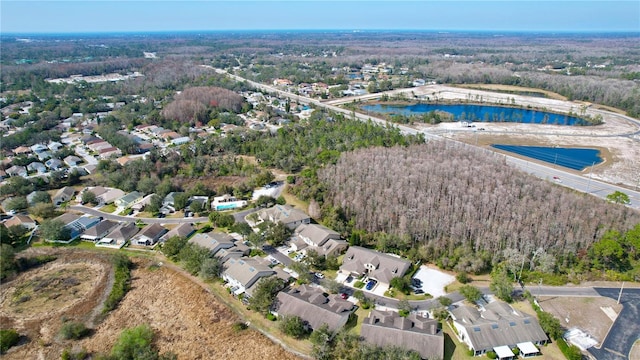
{"left": 588, "top": 288, "right": 640, "bottom": 360}
{"left": 262, "top": 245, "right": 292, "bottom": 267}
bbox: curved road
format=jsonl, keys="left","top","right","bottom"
{"left": 213, "top": 68, "right": 640, "bottom": 210}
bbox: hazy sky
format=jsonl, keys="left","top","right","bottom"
{"left": 1, "top": 1, "right": 639, "bottom": 33}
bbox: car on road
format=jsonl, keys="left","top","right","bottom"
{"left": 553, "top": 176, "right": 562, "bottom": 183}
{"left": 365, "top": 280, "right": 377, "bottom": 290}
{"left": 315, "top": 272, "right": 325, "bottom": 279}
{"left": 340, "top": 293, "right": 348, "bottom": 300}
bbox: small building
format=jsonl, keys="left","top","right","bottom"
{"left": 80, "top": 220, "right": 119, "bottom": 241}
{"left": 51, "top": 213, "right": 100, "bottom": 242}
{"left": 189, "top": 232, "right": 236, "bottom": 255}
{"left": 45, "top": 158, "right": 65, "bottom": 171}
{"left": 171, "top": 136, "right": 190, "bottom": 145}
{"left": 360, "top": 309, "right": 444, "bottom": 360}
{"left": 275, "top": 284, "right": 355, "bottom": 332}
{"left": 256, "top": 204, "right": 311, "bottom": 230}
{"left": 131, "top": 223, "right": 167, "bottom": 246}
{"left": 27, "top": 162, "right": 47, "bottom": 174}
{"left": 47, "top": 141, "right": 64, "bottom": 152}
{"left": 13, "top": 146, "right": 32, "bottom": 155}
{"left": 340, "top": 246, "right": 411, "bottom": 288}
{"left": 97, "top": 188, "right": 126, "bottom": 205}
{"left": 53, "top": 187, "right": 75, "bottom": 206}
{"left": 64, "top": 155, "right": 83, "bottom": 167}
{"left": 222, "top": 257, "right": 276, "bottom": 297}
{"left": 97, "top": 222, "right": 139, "bottom": 248}
{"left": 159, "top": 223, "right": 195, "bottom": 242}
{"left": 6, "top": 165, "right": 27, "bottom": 177}
{"left": 291, "top": 223, "right": 348, "bottom": 257}
{"left": 450, "top": 301, "right": 548, "bottom": 357}
{"left": 114, "top": 191, "right": 143, "bottom": 209}
{"left": 4, "top": 214, "right": 37, "bottom": 230}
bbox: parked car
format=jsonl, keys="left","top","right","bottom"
{"left": 411, "top": 278, "right": 422, "bottom": 287}
{"left": 414, "top": 289, "right": 424, "bottom": 294}
{"left": 340, "top": 293, "right": 348, "bottom": 300}
{"left": 365, "top": 280, "right": 377, "bottom": 290}
{"left": 315, "top": 272, "right": 325, "bottom": 279}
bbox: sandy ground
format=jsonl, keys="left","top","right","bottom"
{"left": 2, "top": 249, "right": 300, "bottom": 360}
{"left": 405, "top": 85, "right": 640, "bottom": 189}
{"left": 536, "top": 296, "right": 622, "bottom": 344}
{"left": 412, "top": 265, "right": 455, "bottom": 297}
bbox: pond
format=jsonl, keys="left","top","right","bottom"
{"left": 491, "top": 145, "right": 603, "bottom": 170}
{"left": 361, "top": 103, "right": 590, "bottom": 126}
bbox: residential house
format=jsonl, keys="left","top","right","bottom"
{"left": 131, "top": 194, "right": 155, "bottom": 211}
{"left": 97, "top": 222, "right": 139, "bottom": 248}
{"left": 222, "top": 257, "right": 276, "bottom": 296}
{"left": 6, "top": 165, "right": 27, "bottom": 177}
{"left": 51, "top": 213, "right": 100, "bottom": 242}
{"left": 275, "top": 284, "right": 355, "bottom": 332}
{"left": 291, "top": 223, "right": 348, "bottom": 257}
{"left": 171, "top": 136, "right": 190, "bottom": 145}
{"left": 214, "top": 246, "right": 250, "bottom": 263}
{"left": 162, "top": 192, "right": 184, "bottom": 212}
{"left": 450, "top": 301, "right": 548, "bottom": 358}
{"left": 257, "top": 205, "right": 311, "bottom": 230}
{"left": 4, "top": 214, "right": 37, "bottom": 230}
{"left": 27, "top": 162, "right": 47, "bottom": 174}
{"left": 64, "top": 155, "right": 82, "bottom": 167}
{"left": 53, "top": 187, "right": 75, "bottom": 206}
{"left": 98, "top": 147, "right": 122, "bottom": 159}
{"left": 189, "top": 232, "right": 236, "bottom": 255}
{"left": 30, "top": 144, "right": 48, "bottom": 153}
{"left": 340, "top": 246, "right": 411, "bottom": 288}
{"left": 114, "top": 191, "right": 143, "bottom": 209}
{"left": 36, "top": 151, "right": 53, "bottom": 161}
{"left": 131, "top": 223, "right": 167, "bottom": 246}
{"left": 159, "top": 223, "right": 195, "bottom": 242}
{"left": 13, "top": 146, "right": 32, "bottom": 155}
{"left": 47, "top": 141, "right": 64, "bottom": 152}
{"left": 45, "top": 158, "right": 65, "bottom": 171}
{"left": 360, "top": 309, "right": 444, "bottom": 360}
{"left": 80, "top": 220, "right": 119, "bottom": 241}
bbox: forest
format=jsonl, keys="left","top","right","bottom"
{"left": 316, "top": 142, "right": 640, "bottom": 280}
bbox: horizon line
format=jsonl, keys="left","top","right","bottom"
{"left": 3, "top": 28, "right": 639, "bottom": 36}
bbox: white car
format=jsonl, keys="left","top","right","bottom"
{"left": 315, "top": 272, "right": 325, "bottom": 279}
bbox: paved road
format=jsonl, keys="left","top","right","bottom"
{"left": 589, "top": 287, "right": 640, "bottom": 360}
{"left": 69, "top": 205, "right": 208, "bottom": 224}
{"left": 215, "top": 68, "right": 640, "bottom": 210}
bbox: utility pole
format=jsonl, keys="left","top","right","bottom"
{"left": 586, "top": 162, "right": 595, "bottom": 193}
{"left": 617, "top": 281, "right": 625, "bottom": 304}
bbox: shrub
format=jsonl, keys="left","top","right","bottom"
{"left": 61, "top": 347, "right": 88, "bottom": 360}
{"left": 0, "top": 329, "right": 19, "bottom": 353}
{"left": 59, "top": 321, "right": 90, "bottom": 340}
{"left": 279, "top": 315, "right": 309, "bottom": 339}
{"left": 102, "top": 255, "right": 132, "bottom": 314}
{"left": 438, "top": 296, "right": 453, "bottom": 307}
{"left": 354, "top": 281, "right": 365, "bottom": 288}
{"left": 456, "top": 272, "right": 471, "bottom": 284}
{"left": 557, "top": 338, "right": 582, "bottom": 360}
{"left": 486, "top": 350, "right": 497, "bottom": 359}
{"left": 232, "top": 322, "right": 248, "bottom": 332}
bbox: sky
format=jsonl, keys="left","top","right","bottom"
{"left": 1, "top": 1, "right": 639, "bottom": 34}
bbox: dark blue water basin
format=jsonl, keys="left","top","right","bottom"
{"left": 362, "top": 103, "right": 590, "bottom": 126}
{"left": 491, "top": 145, "right": 602, "bottom": 170}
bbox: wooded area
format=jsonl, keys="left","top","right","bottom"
{"left": 318, "top": 142, "right": 640, "bottom": 276}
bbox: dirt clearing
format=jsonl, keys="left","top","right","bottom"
{"left": 2, "top": 249, "right": 300, "bottom": 360}
{"left": 537, "top": 296, "right": 622, "bottom": 344}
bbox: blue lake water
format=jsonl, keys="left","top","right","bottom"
{"left": 362, "top": 103, "right": 589, "bottom": 126}
{"left": 491, "top": 145, "right": 603, "bottom": 170}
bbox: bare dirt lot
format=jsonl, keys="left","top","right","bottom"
{"left": 537, "top": 296, "right": 622, "bottom": 344}
{"left": 2, "top": 249, "right": 300, "bottom": 360}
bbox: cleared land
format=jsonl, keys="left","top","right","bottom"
{"left": 537, "top": 296, "right": 622, "bottom": 345}
{"left": 1, "top": 249, "right": 300, "bottom": 360}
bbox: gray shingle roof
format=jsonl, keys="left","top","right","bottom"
{"left": 295, "top": 223, "right": 340, "bottom": 246}
{"left": 160, "top": 223, "right": 195, "bottom": 242}
{"left": 189, "top": 232, "right": 235, "bottom": 254}
{"left": 259, "top": 205, "right": 310, "bottom": 227}
{"left": 451, "top": 302, "right": 548, "bottom": 352}
{"left": 340, "top": 246, "right": 411, "bottom": 284}
{"left": 275, "top": 284, "right": 354, "bottom": 332}
{"left": 223, "top": 257, "right": 275, "bottom": 289}
{"left": 361, "top": 309, "right": 444, "bottom": 360}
